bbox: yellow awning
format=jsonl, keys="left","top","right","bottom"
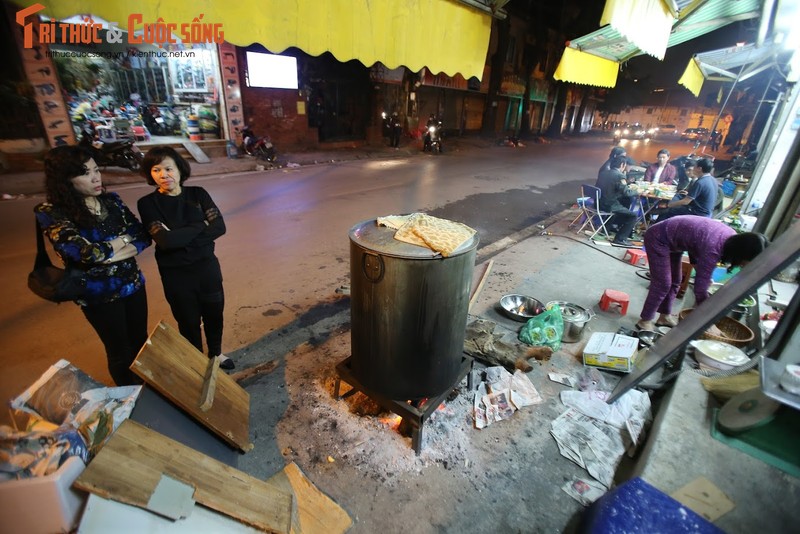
{"left": 553, "top": 48, "right": 618, "bottom": 88}
{"left": 678, "top": 57, "right": 705, "bottom": 96}
{"left": 13, "top": 0, "right": 492, "bottom": 79}
{"left": 600, "top": 0, "right": 673, "bottom": 60}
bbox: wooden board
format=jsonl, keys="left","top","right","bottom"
{"left": 131, "top": 321, "right": 251, "bottom": 451}
{"left": 266, "top": 463, "right": 352, "bottom": 534}
{"left": 74, "top": 420, "right": 293, "bottom": 533}
{"left": 182, "top": 141, "right": 211, "bottom": 163}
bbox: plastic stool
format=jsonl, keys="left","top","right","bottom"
{"left": 599, "top": 289, "right": 630, "bottom": 316}
{"left": 623, "top": 248, "right": 648, "bottom": 266}
{"left": 581, "top": 477, "right": 723, "bottom": 533}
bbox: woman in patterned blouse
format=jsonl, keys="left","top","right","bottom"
{"left": 35, "top": 146, "right": 151, "bottom": 385}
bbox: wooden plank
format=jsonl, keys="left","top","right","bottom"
{"left": 181, "top": 141, "right": 211, "bottom": 163}
{"left": 75, "top": 420, "right": 292, "bottom": 533}
{"left": 469, "top": 259, "right": 494, "bottom": 311}
{"left": 131, "top": 321, "right": 252, "bottom": 451}
{"left": 199, "top": 356, "right": 221, "bottom": 412}
{"left": 265, "top": 463, "right": 352, "bottom": 534}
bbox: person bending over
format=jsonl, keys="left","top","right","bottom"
{"left": 636, "top": 215, "right": 768, "bottom": 331}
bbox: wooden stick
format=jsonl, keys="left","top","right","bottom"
{"left": 469, "top": 259, "right": 494, "bottom": 311}
{"left": 230, "top": 360, "right": 279, "bottom": 383}
{"left": 199, "top": 356, "right": 220, "bottom": 412}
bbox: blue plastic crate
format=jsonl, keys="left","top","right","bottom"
{"left": 581, "top": 477, "right": 723, "bottom": 533}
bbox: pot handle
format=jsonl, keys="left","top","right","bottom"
{"left": 585, "top": 308, "right": 596, "bottom": 319}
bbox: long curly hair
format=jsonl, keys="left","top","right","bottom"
{"left": 44, "top": 145, "right": 101, "bottom": 227}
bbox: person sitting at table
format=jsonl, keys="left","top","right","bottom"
{"left": 654, "top": 158, "right": 717, "bottom": 220}
{"left": 595, "top": 155, "right": 638, "bottom": 247}
{"left": 598, "top": 146, "right": 627, "bottom": 177}
{"left": 643, "top": 149, "right": 677, "bottom": 185}
{"left": 674, "top": 158, "right": 697, "bottom": 192}
{"left": 636, "top": 216, "right": 768, "bottom": 331}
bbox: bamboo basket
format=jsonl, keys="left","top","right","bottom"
{"left": 678, "top": 309, "right": 754, "bottom": 348}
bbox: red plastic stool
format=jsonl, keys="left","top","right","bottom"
{"left": 599, "top": 289, "right": 630, "bottom": 316}
{"left": 623, "top": 248, "right": 648, "bottom": 266}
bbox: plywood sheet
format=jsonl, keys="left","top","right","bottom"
{"left": 266, "top": 463, "right": 352, "bottom": 534}
{"left": 75, "top": 420, "right": 292, "bottom": 533}
{"left": 131, "top": 321, "right": 251, "bottom": 451}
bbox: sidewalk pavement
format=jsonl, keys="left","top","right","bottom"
{"left": 1, "top": 135, "right": 499, "bottom": 198}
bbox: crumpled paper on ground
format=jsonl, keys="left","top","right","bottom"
{"left": 474, "top": 367, "right": 543, "bottom": 429}
{"left": 377, "top": 213, "right": 476, "bottom": 256}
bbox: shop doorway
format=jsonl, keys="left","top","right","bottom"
{"left": 306, "top": 53, "right": 370, "bottom": 142}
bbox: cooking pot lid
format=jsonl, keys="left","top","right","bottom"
{"left": 546, "top": 301, "right": 590, "bottom": 321}
{"left": 349, "top": 219, "right": 479, "bottom": 259}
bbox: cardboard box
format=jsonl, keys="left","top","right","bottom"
{"left": 583, "top": 332, "right": 642, "bottom": 372}
{"left": 0, "top": 456, "right": 87, "bottom": 534}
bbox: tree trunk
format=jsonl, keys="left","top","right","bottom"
{"left": 545, "top": 81, "right": 568, "bottom": 138}
{"left": 481, "top": 17, "right": 510, "bottom": 137}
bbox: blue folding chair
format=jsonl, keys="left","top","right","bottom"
{"left": 575, "top": 184, "right": 614, "bottom": 240}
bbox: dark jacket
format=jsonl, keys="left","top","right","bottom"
{"left": 596, "top": 168, "right": 636, "bottom": 213}
{"left": 137, "top": 186, "right": 226, "bottom": 268}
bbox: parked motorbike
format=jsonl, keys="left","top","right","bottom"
{"left": 423, "top": 117, "right": 443, "bottom": 153}
{"left": 141, "top": 105, "right": 180, "bottom": 136}
{"left": 240, "top": 125, "right": 277, "bottom": 162}
{"left": 79, "top": 127, "right": 143, "bottom": 172}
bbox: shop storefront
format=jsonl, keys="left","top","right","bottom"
{"left": 416, "top": 67, "right": 489, "bottom": 135}
{"left": 38, "top": 16, "right": 224, "bottom": 145}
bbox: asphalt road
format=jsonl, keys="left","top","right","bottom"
{"left": 0, "top": 133, "right": 710, "bottom": 424}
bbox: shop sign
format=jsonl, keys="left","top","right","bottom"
{"left": 420, "top": 68, "right": 469, "bottom": 91}
{"left": 498, "top": 74, "right": 525, "bottom": 97}
{"left": 17, "top": 3, "right": 225, "bottom": 50}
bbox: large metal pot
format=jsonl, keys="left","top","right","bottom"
{"left": 349, "top": 219, "right": 478, "bottom": 400}
{"left": 546, "top": 301, "right": 595, "bottom": 343}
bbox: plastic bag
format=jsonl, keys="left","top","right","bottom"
{"left": 518, "top": 304, "right": 564, "bottom": 352}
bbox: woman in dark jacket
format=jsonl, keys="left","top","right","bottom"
{"left": 35, "top": 146, "right": 151, "bottom": 384}
{"left": 137, "top": 147, "right": 234, "bottom": 369}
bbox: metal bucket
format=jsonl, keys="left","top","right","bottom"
{"left": 546, "top": 301, "right": 595, "bottom": 343}
{"left": 349, "top": 219, "right": 478, "bottom": 400}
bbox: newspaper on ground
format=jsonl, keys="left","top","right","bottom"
{"left": 548, "top": 372, "right": 577, "bottom": 388}
{"left": 559, "top": 389, "right": 652, "bottom": 430}
{"left": 562, "top": 476, "right": 608, "bottom": 506}
{"left": 550, "top": 408, "right": 628, "bottom": 488}
{"left": 550, "top": 389, "right": 652, "bottom": 488}
{"left": 472, "top": 367, "right": 543, "bottom": 429}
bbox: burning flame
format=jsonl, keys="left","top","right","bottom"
{"left": 378, "top": 414, "right": 402, "bottom": 430}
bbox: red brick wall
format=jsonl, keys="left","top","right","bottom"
{"left": 239, "top": 87, "right": 320, "bottom": 150}
{"left": 237, "top": 51, "right": 318, "bottom": 151}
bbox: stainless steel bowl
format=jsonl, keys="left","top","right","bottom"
{"left": 500, "top": 294, "right": 545, "bottom": 322}
{"left": 637, "top": 330, "right": 664, "bottom": 347}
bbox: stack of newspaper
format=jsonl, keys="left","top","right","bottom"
{"left": 550, "top": 389, "right": 652, "bottom": 505}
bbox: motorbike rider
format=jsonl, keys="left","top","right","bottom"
{"left": 423, "top": 114, "right": 442, "bottom": 151}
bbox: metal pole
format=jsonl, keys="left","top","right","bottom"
{"left": 702, "top": 68, "right": 742, "bottom": 154}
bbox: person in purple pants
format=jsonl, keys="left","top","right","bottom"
{"left": 636, "top": 216, "right": 769, "bottom": 331}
